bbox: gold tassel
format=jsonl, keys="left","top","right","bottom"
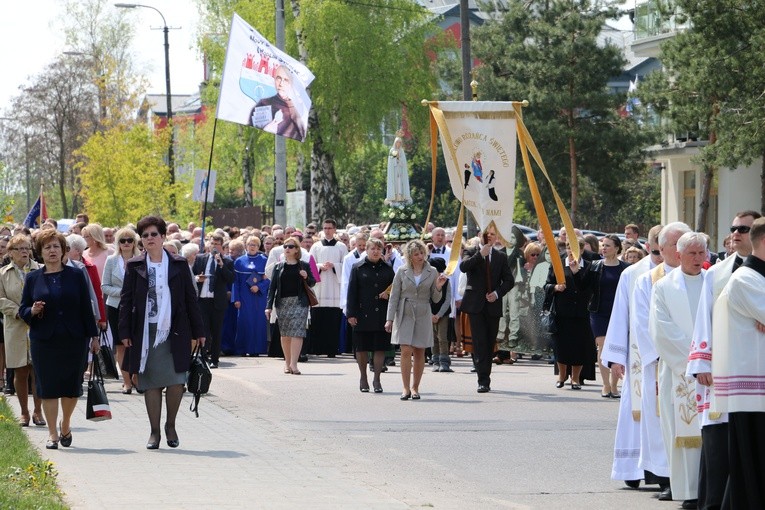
{"left": 632, "top": 410, "right": 641, "bottom": 421}
{"left": 674, "top": 436, "right": 702, "bottom": 449}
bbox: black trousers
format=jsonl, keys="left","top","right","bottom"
{"left": 699, "top": 423, "right": 729, "bottom": 510}
{"left": 723, "top": 412, "right": 765, "bottom": 510}
{"left": 198, "top": 298, "right": 226, "bottom": 364}
{"left": 468, "top": 309, "right": 500, "bottom": 387}
{"left": 308, "top": 307, "right": 342, "bottom": 356}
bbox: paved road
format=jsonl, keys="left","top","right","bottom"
{"left": 11, "top": 355, "right": 671, "bottom": 509}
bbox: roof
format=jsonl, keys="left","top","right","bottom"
{"left": 142, "top": 93, "right": 201, "bottom": 116}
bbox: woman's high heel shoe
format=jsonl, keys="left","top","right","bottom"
{"left": 400, "top": 392, "right": 411, "bottom": 400}
{"left": 373, "top": 381, "right": 383, "bottom": 393}
{"left": 146, "top": 433, "right": 161, "bottom": 450}
{"left": 555, "top": 380, "right": 566, "bottom": 389}
{"left": 165, "top": 424, "right": 179, "bottom": 448}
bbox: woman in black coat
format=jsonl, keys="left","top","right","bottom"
{"left": 346, "top": 238, "right": 395, "bottom": 393}
{"left": 119, "top": 216, "right": 205, "bottom": 449}
{"left": 20, "top": 230, "right": 100, "bottom": 449}
{"left": 544, "top": 237, "right": 597, "bottom": 390}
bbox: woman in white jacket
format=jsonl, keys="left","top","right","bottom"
{"left": 102, "top": 227, "right": 140, "bottom": 393}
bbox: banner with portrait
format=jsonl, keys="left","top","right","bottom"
{"left": 216, "top": 13, "right": 314, "bottom": 142}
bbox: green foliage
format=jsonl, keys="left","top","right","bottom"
{"left": 638, "top": 0, "right": 765, "bottom": 219}
{"left": 0, "top": 396, "right": 67, "bottom": 509}
{"left": 473, "top": 0, "right": 659, "bottom": 228}
{"left": 196, "top": 0, "right": 445, "bottom": 223}
{"left": 76, "top": 124, "right": 195, "bottom": 225}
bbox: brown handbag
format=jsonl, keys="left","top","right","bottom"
{"left": 302, "top": 279, "right": 319, "bottom": 307}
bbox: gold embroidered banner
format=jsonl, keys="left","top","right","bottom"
{"left": 424, "top": 100, "right": 574, "bottom": 283}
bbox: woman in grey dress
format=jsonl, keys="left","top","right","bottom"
{"left": 385, "top": 240, "right": 448, "bottom": 400}
{"left": 119, "top": 216, "right": 205, "bottom": 449}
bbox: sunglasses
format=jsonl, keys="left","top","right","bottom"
{"left": 730, "top": 225, "right": 751, "bottom": 234}
{"left": 119, "top": 238, "right": 135, "bottom": 244}
{"left": 141, "top": 231, "right": 160, "bottom": 239}
{"left": 529, "top": 253, "right": 540, "bottom": 257}
{"left": 283, "top": 244, "right": 297, "bottom": 249}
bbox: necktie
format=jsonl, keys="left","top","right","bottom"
{"left": 485, "top": 255, "right": 492, "bottom": 294}
{"left": 207, "top": 255, "right": 216, "bottom": 291}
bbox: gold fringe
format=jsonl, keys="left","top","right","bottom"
{"left": 632, "top": 410, "right": 641, "bottom": 421}
{"left": 709, "top": 412, "right": 722, "bottom": 420}
{"left": 441, "top": 111, "right": 516, "bottom": 120}
{"left": 674, "top": 436, "right": 702, "bottom": 449}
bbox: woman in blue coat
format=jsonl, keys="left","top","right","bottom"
{"left": 20, "top": 230, "right": 100, "bottom": 449}
{"left": 232, "top": 237, "right": 270, "bottom": 355}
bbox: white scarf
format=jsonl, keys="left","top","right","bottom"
{"left": 140, "top": 250, "right": 172, "bottom": 373}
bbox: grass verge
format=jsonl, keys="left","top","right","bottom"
{"left": 0, "top": 395, "right": 68, "bottom": 509}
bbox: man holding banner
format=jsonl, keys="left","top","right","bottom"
{"left": 459, "top": 225, "right": 514, "bottom": 392}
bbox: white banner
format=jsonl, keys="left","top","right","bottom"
{"left": 193, "top": 170, "right": 217, "bottom": 203}
{"left": 433, "top": 102, "right": 517, "bottom": 243}
{"left": 216, "top": 13, "right": 314, "bottom": 142}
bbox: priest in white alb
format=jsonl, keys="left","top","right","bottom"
{"left": 687, "top": 210, "right": 760, "bottom": 509}
{"left": 650, "top": 231, "right": 708, "bottom": 509}
{"left": 633, "top": 222, "right": 691, "bottom": 500}
{"left": 602, "top": 224, "right": 663, "bottom": 488}
{"left": 711, "top": 216, "right": 765, "bottom": 509}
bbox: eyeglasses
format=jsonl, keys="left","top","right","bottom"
{"left": 283, "top": 245, "right": 297, "bottom": 249}
{"left": 651, "top": 250, "right": 660, "bottom": 256}
{"left": 119, "top": 238, "right": 135, "bottom": 244}
{"left": 730, "top": 225, "right": 751, "bottom": 234}
{"left": 141, "top": 232, "right": 160, "bottom": 239}
{"left": 528, "top": 253, "right": 540, "bottom": 257}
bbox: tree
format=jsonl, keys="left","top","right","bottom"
{"left": 473, "top": 0, "right": 656, "bottom": 227}
{"left": 197, "top": 0, "right": 444, "bottom": 223}
{"left": 8, "top": 56, "right": 99, "bottom": 218}
{"left": 639, "top": 1, "right": 765, "bottom": 226}
{"left": 60, "top": 0, "right": 145, "bottom": 126}
{"left": 76, "top": 124, "right": 197, "bottom": 225}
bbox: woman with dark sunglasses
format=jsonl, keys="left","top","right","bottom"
{"left": 102, "top": 227, "right": 141, "bottom": 393}
{"left": 265, "top": 236, "right": 316, "bottom": 375}
{"left": 119, "top": 216, "right": 206, "bottom": 449}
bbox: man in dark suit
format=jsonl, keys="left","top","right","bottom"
{"left": 459, "top": 225, "right": 514, "bottom": 392}
{"left": 192, "top": 234, "right": 235, "bottom": 368}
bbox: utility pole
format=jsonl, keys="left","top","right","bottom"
{"left": 273, "top": 0, "right": 288, "bottom": 226}
{"left": 460, "top": 0, "right": 477, "bottom": 238}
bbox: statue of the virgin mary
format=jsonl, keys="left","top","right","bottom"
{"left": 385, "top": 130, "right": 412, "bottom": 205}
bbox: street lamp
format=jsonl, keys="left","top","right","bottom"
{"left": 115, "top": 3, "right": 175, "bottom": 191}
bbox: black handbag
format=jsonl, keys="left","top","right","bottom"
{"left": 187, "top": 343, "right": 212, "bottom": 418}
{"left": 86, "top": 361, "right": 112, "bottom": 421}
{"left": 540, "top": 297, "right": 557, "bottom": 335}
{"left": 96, "top": 330, "right": 119, "bottom": 380}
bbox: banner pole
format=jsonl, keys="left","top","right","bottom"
{"left": 200, "top": 117, "right": 219, "bottom": 247}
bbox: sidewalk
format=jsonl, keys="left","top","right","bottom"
{"left": 10, "top": 357, "right": 409, "bottom": 510}
{"left": 10, "top": 354, "right": 660, "bottom": 509}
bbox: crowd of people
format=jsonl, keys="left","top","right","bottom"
{"left": 1, "top": 210, "right": 764, "bottom": 507}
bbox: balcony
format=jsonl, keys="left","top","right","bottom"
{"left": 631, "top": 0, "right": 689, "bottom": 58}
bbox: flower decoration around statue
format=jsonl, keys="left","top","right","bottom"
{"left": 382, "top": 203, "right": 427, "bottom": 242}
